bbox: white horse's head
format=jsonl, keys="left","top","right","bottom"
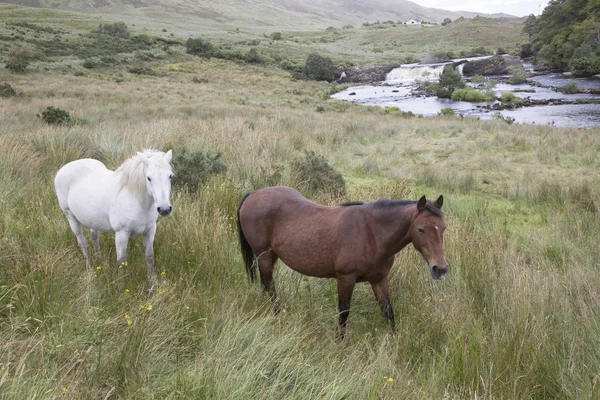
{"left": 136, "top": 150, "right": 174, "bottom": 216}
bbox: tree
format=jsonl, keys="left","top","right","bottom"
{"left": 526, "top": 0, "right": 600, "bottom": 75}
{"left": 303, "top": 52, "right": 334, "bottom": 81}
{"left": 435, "top": 65, "right": 465, "bottom": 98}
{"left": 441, "top": 18, "right": 452, "bottom": 26}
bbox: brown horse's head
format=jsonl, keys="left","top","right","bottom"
{"left": 411, "top": 195, "right": 449, "bottom": 280}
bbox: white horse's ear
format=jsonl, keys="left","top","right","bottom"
{"left": 137, "top": 152, "right": 150, "bottom": 167}
{"left": 164, "top": 149, "right": 172, "bottom": 163}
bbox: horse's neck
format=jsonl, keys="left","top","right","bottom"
{"left": 115, "top": 171, "right": 154, "bottom": 210}
{"left": 372, "top": 204, "right": 416, "bottom": 255}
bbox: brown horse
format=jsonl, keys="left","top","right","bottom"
{"left": 236, "top": 186, "right": 449, "bottom": 338}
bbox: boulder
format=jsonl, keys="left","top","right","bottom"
{"left": 335, "top": 64, "right": 400, "bottom": 84}
{"left": 461, "top": 55, "right": 522, "bottom": 76}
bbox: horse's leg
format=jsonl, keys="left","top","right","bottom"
{"left": 142, "top": 225, "right": 157, "bottom": 286}
{"left": 336, "top": 274, "right": 356, "bottom": 340}
{"left": 115, "top": 230, "right": 130, "bottom": 287}
{"left": 90, "top": 229, "right": 100, "bottom": 252}
{"left": 371, "top": 276, "right": 395, "bottom": 332}
{"left": 66, "top": 213, "right": 90, "bottom": 269}
{"left": 258, "top": 251, "right": 279, "bottom": 312}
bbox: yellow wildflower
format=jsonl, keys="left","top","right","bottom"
{"left": 146, "top": 305, "right": 153, "bottom": 311}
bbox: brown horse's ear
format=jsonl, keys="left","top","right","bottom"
{"left": 417, "top": 195, "right": 427, "bottom": 211}
{"left": 434, "top": 195, "right": 443, "bottom": 209}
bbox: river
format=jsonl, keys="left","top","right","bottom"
{"left": 331, "top": 62, "right": 600, "bottom": 128}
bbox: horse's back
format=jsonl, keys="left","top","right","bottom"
{"left": 55, "top": 159, "right": 109, "bottom": 188}
{"left": 239, "top": 186, "right": 345, "bottom": 277}
{"left": 55, "top": 159, "right": 114, "bottom": 229}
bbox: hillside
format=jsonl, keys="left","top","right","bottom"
{"left": 0, "top": 0, "right": 510, "bottom": 32}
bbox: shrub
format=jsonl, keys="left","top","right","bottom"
{"left": 441, "top": 18, "right": 452, "bottom": 26}
{"left": 192, "top": 77, "right": 209, "bottom": 83}
{"left": 0, "top": 82, "right": 17, "bottom": 98}
{"left": 438, "top": 107, "right": 456, "bottom": 116}
{"left": 493, "top": 112, "right": 515, "bottom": 124}
{"left": 303, "top": 52, "right": 334, "bottom": 82}
{"left": 186, "top": 38, "right": 214, "bottom": 58}
{"left": 40, "top": 106, "right": 72, "bottom": 125}
{"left": 451, "top": 88, "right": 490, "bottom": 102}
{"left": 82, "top": 59, "right": 97, "bottom": 69}
{"left": 558, "top": 82, "right": 579, "bottom": 94}
{"left": 5, "top": 47, "right": 33, "bottom": 73}
{"left": 507, "top": 65, "right": 528, "bottom": 84}
{"left": 171, "top": 147, "right": 227, "bottom": 191}
{"left": 436, "top": 65, "right": 466, "bottom": 98}
{"left": 270, "top": 32, "right": 282, "bottom": 40}
{"left": 127, "top": 65, "right": 156, "bottom": 75}
{"left": 97, "top": 22, "right": 130, "bottom": 38}
{"left": 500, "top": 92, "right": 524, "bottom": 105}
{"left": 245, "top": 48, "right": 263, "bottom": 64}
{"left": 470, "top": 74, "right": 485, "bottom": 84}
{"left": 291, "top": 150, "right": 346, "bottom": 198}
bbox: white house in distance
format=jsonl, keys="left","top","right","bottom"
{"left": 406, "top": 18, "right": 421, "bottom": 25}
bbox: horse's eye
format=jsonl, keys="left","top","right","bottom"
{"left": 418, "top": 227, "right": 425, "bottom": 233}
{"left": 147, "top": 177, "right": 151, "bottom": 182}
{"left": 169, "top": 174, "right": 173, "bottom": 180}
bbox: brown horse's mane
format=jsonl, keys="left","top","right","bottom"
{"left": 341, "top": 199, "right": 443, "bottom": 216}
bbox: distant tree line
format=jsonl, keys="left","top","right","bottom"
{"left": 523, "top": 0, "right": 600, "bottom": 76}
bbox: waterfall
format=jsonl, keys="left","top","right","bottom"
{"left": 386, "top": 64, "right": 456, "bottom": 83}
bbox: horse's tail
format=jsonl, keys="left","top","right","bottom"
{"left": 237, "top": 191, "right": 256, "bottom": 283}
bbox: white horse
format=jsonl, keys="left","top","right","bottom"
{"left": 54, "top": 149, "right": 174, "bottom": 284}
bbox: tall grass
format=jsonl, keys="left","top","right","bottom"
{"left": 1, "top": 45, "right": 600, "bottom": 399}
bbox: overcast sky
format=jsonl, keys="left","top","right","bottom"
{"left": 417, "top": 0, "right": 549, "bottom": 17}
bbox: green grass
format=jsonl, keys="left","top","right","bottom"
{"left": 2, "top": 7, "right": 600, "bottom": 399}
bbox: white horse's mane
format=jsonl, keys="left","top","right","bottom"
{"left": 116, "top": 149, "right": 171, "bottom": 198}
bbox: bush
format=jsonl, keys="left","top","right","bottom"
{"left": 470, "top": 75, "right": 486, "bottom": 84}
{"left": 451, "top": 88, "right": 490, "bottom": 102}
{"left": 0, "top": 82, "right": 17, "bottom": 98}
{"left": 5, "top": 47, "right": 33, "bottom": 73}
{"left": 40, "top": 106, "right": 72, "bottom": 125}
{"left": 438, "top": 107, "right": 456, "bottom": 116}
{"left": 82, "top": 59, "right": 97, "bottom": 69}
{"left": 558, "top": 82, "right": 580, "bottom": 94}
{"left": 245, "top": 47, "right": 263, "bottom": 64}
{"left": 171, "top": 147, "right": 227, "bottom": 191}
{"left": 291, "top": 150, "right": 346, "bottom": 198}
{"left": 186, "top": 38, "right": 214, "bottom": 58}
{"left": 270, "top": 32, "right": 282, "bottom": 40}
{"left": 303, "top": 52, "right": 335, "bottom": 82}
{"left": 97, "top": 22, "right": 130, "bottom": 38}
{"left": 500, "top": 92, "right": 524, "bottom": 105}
{"left": 127, "top": 65, "right": 156, "bottom": 75}
{"left": 507, "top": 65, "right": 528, "bottom": 84}
{"left": 436, "top": 65, "right": 466, "bottom": 98}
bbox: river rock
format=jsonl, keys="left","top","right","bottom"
{"left": 335, "top": 65, "right": 400, "bottom": 84}
{"left": 461, "top": 55, "right": 522, "bottom": 76}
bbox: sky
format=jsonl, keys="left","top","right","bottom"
{"left": 415, "top": 0, "right": 549, "bottom": 17}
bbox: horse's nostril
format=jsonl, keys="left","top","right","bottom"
{"left": 157, "top": 207, "right": 161, "bottom": 213}
{"left": 168, "top": 206, "right": 173, "bottom": 212}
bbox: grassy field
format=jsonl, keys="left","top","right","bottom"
{"left": 2, "top": 6, "right": 600, "bottom": 399}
